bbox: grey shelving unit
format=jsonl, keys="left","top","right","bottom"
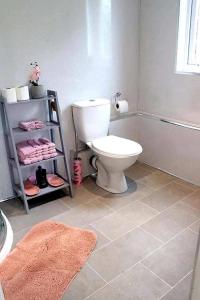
{"left": 0, "top": 90, "right": 73, "bottom": 213}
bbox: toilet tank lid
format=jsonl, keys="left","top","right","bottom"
{"left": 72, "top": 98, "right": 110, "bottom": 108}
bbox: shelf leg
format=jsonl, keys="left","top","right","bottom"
{"left": 3, "top": 102, "right": 30, "bottom": 214}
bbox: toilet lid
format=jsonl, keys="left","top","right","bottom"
{"left": 92, "top": 135, "right": 142, "bottom": 158}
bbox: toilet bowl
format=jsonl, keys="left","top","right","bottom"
{"left": 72, "top": 98, "right": 143, "bottom": 194}
{"left": 88, "top": 135, "right": 143, "bottom": 193}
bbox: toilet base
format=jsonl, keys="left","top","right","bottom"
{"left": 96, "top": 171, "right": 128, "bottom": 194}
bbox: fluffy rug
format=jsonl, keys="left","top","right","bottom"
{"left": 0, "top": 220, "right": 97, "bottom": 300}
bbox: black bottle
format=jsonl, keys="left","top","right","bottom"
{"left": 36, "top": 166, "right": 48, "bottom": 188}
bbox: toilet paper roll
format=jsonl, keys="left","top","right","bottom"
{"left": 115, "top": 100, "right": 129, "bottom": 113}
{"left": 16, "top": 85, "right": 30, "bottom": 101}
{"left": 1, "top": 87, "right": 17, "bottom": 103}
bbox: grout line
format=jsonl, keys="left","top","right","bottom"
{"left": 138, "top": 189, "right": 198, "bottom": 220}
{"left": 159, "top": 270, "right": 193, "bottom": 299}
{"left": 141, "top": 263, "right": 172, "bottom": 288}
{"left": 88, "top": 205, "right": 200, "bottom": 256}
{"left": 89, "top": 223, "right": 113, "bottom": 242}
{"left": 188, "top": 227, "right": 199, "bottom": 235}
{"left": 89, "top": 222, "right": 159, "bottom": 254}
{"left": 140, "top": 227, "right": 165, "bottom": 244}
{"left": 87, "top": 263, "right": 108, "bottom": 284}
{"left": 141, "top": 221, "right": 199, "bottom": 263}
{"left": 83, "top": 283, "right": 110, "bottom": 300}
{"left": 134, "top": 198, "right": 161, "bottom": 214}
{"left": 188, "top": 228, "right": 199, "bottom": 236}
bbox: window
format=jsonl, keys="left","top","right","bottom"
{"left": 177, "top": 0, "right": 200, "bottom": 73}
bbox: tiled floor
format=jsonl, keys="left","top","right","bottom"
{"left": 1, "top": 162, "right": 199, "bottom": 300}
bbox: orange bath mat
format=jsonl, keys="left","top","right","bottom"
{"left": 0, "top": 220, "right": 97, "bottom": 300}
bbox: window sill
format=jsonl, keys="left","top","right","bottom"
{"left": 175, "top": 70, "right": 200, "bottom": 76}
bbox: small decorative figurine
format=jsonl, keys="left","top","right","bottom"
{"left": 29, "top": 61, "right": 46, "bottom": 98}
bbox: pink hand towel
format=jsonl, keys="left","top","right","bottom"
{"left": 27, "top": 139, "right": 41, "bottom": 150}
{"left": 50, "top": 152, "right": 57, "bottom": 158}
{"left": 19, "top": 120, "right": 45, "bottom": 131}
{"left": 42, "top": 154, "right": 51, "bottom": 160}
{"left": 42, "top": 149, "right": 56, "bottom": 155}
{"left": 38, "top": 138, "right": 55, "bottom": 148}
{"left": 16, "top": 142, "right": 36, "bottom": 157}
{"left": 37, "top": 140, "right": 49, "bottom": 150}
{"left": 20, "top": 158, "right": 32, "bottom": 165}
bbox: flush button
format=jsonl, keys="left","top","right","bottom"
{"left": 89, "top": 99, "right": 95, "bottom": 102}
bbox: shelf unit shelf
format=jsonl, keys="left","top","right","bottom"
{"left": 12, "top": 121, "right": 60, "bottom": 135}
{"left": 14, "top": 180, "right": 69, "bottom": 201}
{"left": 0, "top": 96, "right": 53, "bottom": 105}
{"left": 9, "top": 149, "right": 64, "bottom": 169}
{"left": 0, "top": 90, "right": 73, "bottom": 213}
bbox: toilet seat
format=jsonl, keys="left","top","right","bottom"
{"left": 91, "top": 135, "right": 142, "bottom": 158}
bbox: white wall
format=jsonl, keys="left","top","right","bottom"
{"left": 138, "top": 0, "right": 200, "bottom": 185}
{"left": 0, "top": 0, "right": 140, "bottom": 198}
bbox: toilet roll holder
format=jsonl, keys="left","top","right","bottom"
{"left": 114, "top": 92, "right": 122, "bottom": 109}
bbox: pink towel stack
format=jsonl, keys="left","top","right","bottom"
{"left": 16, "top": 139, "right": 57, "bottom": 165}
{"left": 19, "top": 120, "right": 45, "bottom": 131}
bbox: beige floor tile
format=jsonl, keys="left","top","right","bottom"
{"left": 7, "top": 165, "right": 198, "bottom": 300}
{"left": 8, "top": 200, "right": 70, "bottom": 233}
{"left": 94, "top": 178, "right": 148, "bottom": 211}
{"left": 138, "top": 162, "right": 158, "bottom": 173}
{"left": 182, "top": 190, "right": 200, "bottom": 210}
{"left": 142, "top": 229, "right": 198, "bottom": 286}
{"left": 60, "top": 186, "right": 95, "bottom": 208}
{"left": 125, "top": 163, "right": 154, "bottom": 181}
{"left": 12, "top": 227, "right": 31, "bottom": 248}
{"left": 52, "top": 199, "right": 113, "bottom": 228}
{"left": 141, "top": 202, "right": 200, "bottom": 242}
{"left": 87, "top": 263, "right": 170, "bottom": 300}
{"left": 82, "top": 176, "right": 109, "bottom": 197}
{"left": 140, "top": 182, "right": 194, "bottom": 212}
{"left": 189, "top": 219, "right": 200, "bottom": 234}
{"left": 161, "top": 272, "right": 192, "bottom": 300}
{"left": 138, "top": 171, "right": 175, "bottom": 190}
{"left": 62, "top": 264, "right": 106, "bottom": 300}
{"left": 86, "top": 284, "right": 124, "bottom": 300}
{"left": 173, "top": 178, "right": 200, "bottom": 191}
{"left": 111, "top": 263, "right": 170, "bottom": 300}
{"left": 89, "top": 227, "right": 161, "bottom": 282}
{"left": 0, "top": 198, "right": 25, "bottom": 217}
{"left": 92, "top": 201, "right": 158, "bottom": 240}
{"left": 85, "top": 225, "right": 111, "bottom": 251}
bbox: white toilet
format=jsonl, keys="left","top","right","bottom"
{"left": 72, "top": 98, "right": 142, "bottom": 193}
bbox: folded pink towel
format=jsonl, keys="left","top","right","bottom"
{"left": 17, "top": 138, "right": 57, "bottom": 164}
{"left": 42, "top": 154, "right": 51, "bottom": 160}
{"left": 42, "top": 149, "right": 57, "bottom": 155}
{"left": 19, "top": 120, "right": 45, "bottom": 131}
{"left": 16, "top": 141, "right": 36, "bottom": 156}
{"left": 37, "top": 140, "right": 49, "bottom": 150}
{"left": 21, "top": 159, "right": 32, "bottom": 165}
{"left": 18, "top": 153, "right": 42, "bottom": 161}
{"left": 38, "top": 138, "right": 55, "bottom": 148}
{"left": 27, "top": 139, "right": 42, "bottom": 150}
